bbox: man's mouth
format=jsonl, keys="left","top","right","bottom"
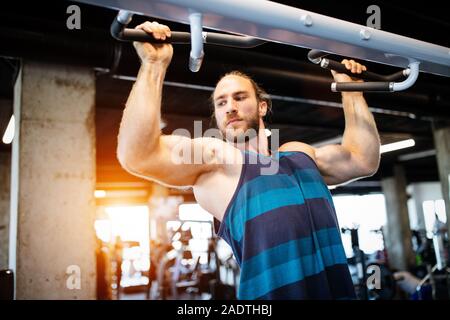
{"left": 227, "top": 118, "right": 242, "bottom": 126}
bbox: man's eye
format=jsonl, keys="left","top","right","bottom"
{"left": 216, "top": 101, "right": 225, "bottom": 107}
{"left": 235, "top": 95, "right": 245, "bottom": 101}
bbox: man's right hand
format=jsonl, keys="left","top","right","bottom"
{"left": 133, "top": 21, "right": 173, "bottom": 68}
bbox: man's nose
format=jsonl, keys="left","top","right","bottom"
{"left": 225, "top": 99, "right": 238, "bottom": 114}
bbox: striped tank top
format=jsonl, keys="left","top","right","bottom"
{"left": 215, "top": 150, "right": 356, "bottom": 300}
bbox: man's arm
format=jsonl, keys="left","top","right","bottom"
{"left": 281, "top": 60, "right": 380, "bottom": 185}
{"left": 117, "top": 22, "right": 221, "bottom": 187}
{"left": 315, "top": 91, "right": 380, "bottom": 185}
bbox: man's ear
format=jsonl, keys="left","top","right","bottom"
{"left": 258, "top": 101, "right": 268, "bottom": 117}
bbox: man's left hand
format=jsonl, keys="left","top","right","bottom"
{"left": 331, "top": 59, "right": 367, "bottom": 83}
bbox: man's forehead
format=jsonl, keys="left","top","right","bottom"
{"left": 214, "top": 75, "right": 253, "bottom": 99}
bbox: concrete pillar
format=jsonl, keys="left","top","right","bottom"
{"left": 381, "top": 165, "right": 415, "bottom": 271}
{"left": 10, "top": 61, "right": 96, "bottom": 299}
{"left": 0, "top": 151, "right": 11, "bottom": 270}
{"left": 1, "top": 97, "right": 13, "bottom": 270}
{"left": 433, "top": 124, "right": 450, "bottom": 233}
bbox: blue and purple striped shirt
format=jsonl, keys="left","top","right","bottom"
{"left": 215, "top": 150, "right": 356, "bottom": 300}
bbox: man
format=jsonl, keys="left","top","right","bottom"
{"left": 117, "top": 21, "right": 380, "bottom": 299}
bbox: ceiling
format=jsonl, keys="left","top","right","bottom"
{"left": 1, "top": 0, "right": 449, "bottom": 194}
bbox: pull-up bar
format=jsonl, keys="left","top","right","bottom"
{"left": 110, "top": 9, "right": 421, "bottom": 92}
{"left": 307, "top": 50, "right": 418, "bottom": 92}
{"left": 111, "top": 10, "right": 266, "bottom": 72}
{"left": 77, "top": 0, "right": 450, "bottom": 91}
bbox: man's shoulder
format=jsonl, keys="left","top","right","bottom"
{"left": 278, "top": 141, "right": 316, "bottom": 161}
{"left": 192, "top": 136, "right": 243, "bottom": 166}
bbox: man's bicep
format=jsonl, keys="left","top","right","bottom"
{"left": 315, "top": 144, "right": 370, "bottom": 185}
{"left": 125, "top": 135, "right": 220, "bottom": 187}
{"left": 278, "top": 141, "right": 352, "bottom": 184}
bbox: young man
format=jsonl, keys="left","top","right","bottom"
{"left": 117, "top": 22, "right": 380, "bottom": 299}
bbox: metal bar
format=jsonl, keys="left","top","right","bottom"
{"left": 311, "top": 48, "right": 419, "bottom": 92}
{"left": 308, "top": 50, "right": 402, "bottom": 81}
{"left": 76, "top": 0, "right": 450, "bottom": 77}
{"left": 110, "top": 75, "right": 419, "bottom": 118}
{"left": 111, "top": 11, "right": 266, "bottom": 46}
{"left": 398, "top": 149, "right": 436, "bottom": 161}
{"left": 111, "top": 9, "right": 265, "bottom": 71}
{"left": 330, "top": 61, "right": 420, "bottom": 92}
{"left": 393, "top": 62, "right": 420, "bottom": 91}
{"left": 416, "top": 264, "right": 438, "bottom": 293}
{"left": 321, "top": 58, "right": 392, "bottom": 81}
{"left": 188, "top": 11, "right": 204, "bottom": 72}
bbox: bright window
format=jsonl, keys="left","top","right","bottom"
{"left": 95, "top": 205, "right": 150, "bottom": 287}
{"left": 333, "top": 194, "right": 387, "bottom": 257}
{"left": 176, "top": 203, "right": 233, "bottom": 265}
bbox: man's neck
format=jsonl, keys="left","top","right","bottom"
{"left": 234, "top": 127, "right": 270, "bottom": 156}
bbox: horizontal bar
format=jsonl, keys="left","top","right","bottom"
{"left": 308, "top": 49, "right": 419, "bottom": 92}
{"left": 110, "top": 75, "right": 419, "bottom": 118}
{"left": 111, "top": 12, "right": 266, "bottom": 48}
{"left": 332, "top": 81, "right": 392, "bottom": 92}
{"left": 76, "top": 0, "right": 450, "bottom": 77}
{"left": 308, "top": 49, "right": 407, "bottom": 81}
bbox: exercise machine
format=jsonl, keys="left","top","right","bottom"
{"left": 75, "top": 0, "right": 450, "bottom": 92}
{"left": 151, "top": 221, "right": 237, "bottom": 300}
{"left": 342, "top": 227, "right": 396, "bottom": 300}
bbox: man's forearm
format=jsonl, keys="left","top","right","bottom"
{"left": 341, "top": 92, "right": 380, "bottom": 171}
{"left": 117, "top": 63, "right": 166, "bottom": 163}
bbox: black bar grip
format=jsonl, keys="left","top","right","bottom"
{"left": 111, "top": 18, "right": 265, "bottom": 48}
{"left": 203, "top": 33, "right": 266, "bottom": 48}
{"left": 111, "top": 20, "right": 190, "bottom": 43}
{"left": 308, "top": 49, "right": 406, "bottom": 83}
{"left": 333, "top": 82, "right": 392, "bottom": 92}
{"left": 323, "top": 59, "right": 388, "bottom": 81}
{"left": 383, "top": 70, "right": 408, "bottom": 82}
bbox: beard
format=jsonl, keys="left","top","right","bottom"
{"left": 222, "top": 111, "right": 260, "bottom": 144}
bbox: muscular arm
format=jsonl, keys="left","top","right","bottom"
{"left": 281, "top": 60, "right": 380, "bottom": 186}
{"left": 315, "top": 92, "right": 380, "bottom": 185}
{"left": 116, "top": 22, "right": 221, "bottom": 187}
{"left": 117, "top": 62, "right": 165, "bottom": 165}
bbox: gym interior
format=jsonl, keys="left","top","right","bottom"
{"left": 1, "top": 0, "right": 450, "bottom": 301}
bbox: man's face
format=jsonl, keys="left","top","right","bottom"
{"left": 213, "top": 75, "right": 266, "bottom": 142}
